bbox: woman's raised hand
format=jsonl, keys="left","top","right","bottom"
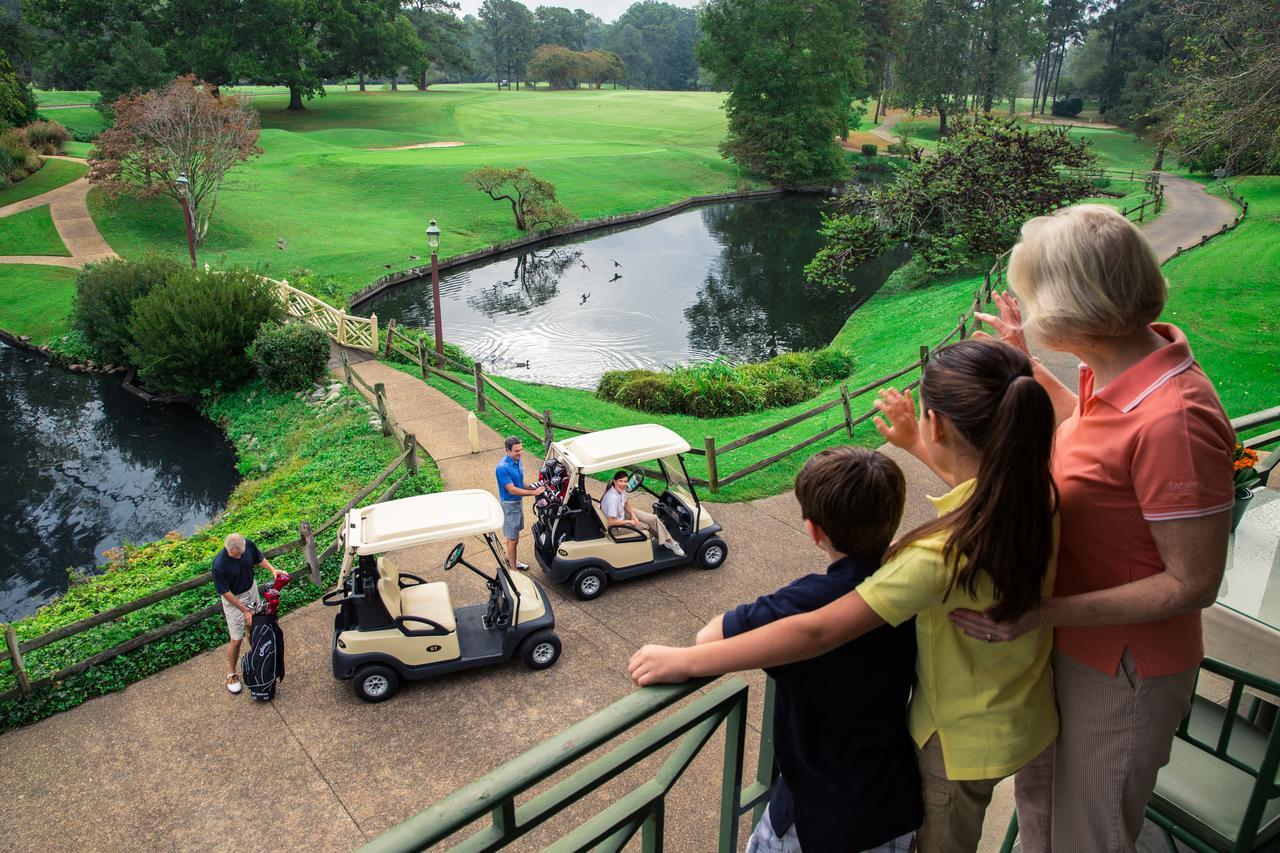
{"left": 873, "top": 387, "right": 922, "bottom": 452}
{"left": 948, "top": 606, "right": 1042, "bottom": 642}
{"left": 974, "top": 291, "right": 1030, "bottom": 356}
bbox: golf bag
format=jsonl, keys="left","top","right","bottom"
{"left": 241, "top": 573, "right": 291, "bottom": 701}
{"left": 534, "top": 457, "right": 570, "bottom": 517}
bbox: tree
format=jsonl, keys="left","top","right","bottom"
{"left": 90, "top": 21, "right": 172, "bottom": 113}
{"left": 972, "top": 0, "right": 1042, "bottom": 113}
{"left": 0, "top": 55, "right": 37, "bottom": 129}
{"left": 535, "top": 6, "right": 586, "bottom": 51}
{"left": 605, "top": 2, "right": 699, "bottom": 90}
{"left": 22, "top": 0, "right": 154, "bottom": 90}
{"left": 159, "top": 0, "right": 252, "bottom": 92}
{"left": 235, "top": 0, "right": 337, "bottom": 110}
{"left": 698, "top": 0, "right": 866, "bottom": 186}
{"left": 463, "top": 166, "right": 575, "bottom": 231}
{"left": 582, "top": 50, "right": 626, "bottom": 88}
{"left": 90, "top": 76, "right": 262, "bottom": 245}
{"left": 403, "top": 0, "right": 473, "bottom": 89}
{"left": 527, "top": 44, "right": 582, "bottom": 88}
{"left": 478, "top": 0, "right": 537, "bottom": 85}
{"left": 893, "top": 0, "right": 972, "bottom": 134}
{"left": 806, "top": 115, "right": 1095, "bottom": 287}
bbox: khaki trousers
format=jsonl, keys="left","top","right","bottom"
{"left": 631, "top": 509, "right": 676, "bottom": 546}
{"left": 1014, "top": 648, "right": 1197, "bottom": 853}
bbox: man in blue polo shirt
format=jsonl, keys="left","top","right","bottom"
{"left": 495, "top": 436, "right": 544, "bottom": 571}
{"left": 694, "top": 447, "right": 921, "bottom": 852}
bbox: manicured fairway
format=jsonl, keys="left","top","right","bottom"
{"left": 0, "top": 158, "right": 86, "bottom": 206}
{"left": 0, "top": 206, "right": 71, "bottom": 256}
{"left": 33, "top": 89, "right": 98, "bottom": 106}
{"left": 0, "top": 264, "right": 78, "bottom": 343}
{"left": 36, "top": 106, "right": 107, "bottom": 138}
{"left": 90, "top": 87, "right": 750, "bottom": 295}
{"left": 1162, "top": 177, "right": 1280, "bottom": 426}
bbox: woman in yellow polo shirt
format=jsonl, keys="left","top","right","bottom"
{"left": 629, "top": 338, "right": 1061, "bottom": 853}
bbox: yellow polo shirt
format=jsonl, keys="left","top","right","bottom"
{"left": 857, "top": 479, "right": 1059, "bottom": 781}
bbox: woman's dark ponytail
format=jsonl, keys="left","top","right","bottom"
{"left": 884, "top": 339, "right": 1057, "bottom": 621}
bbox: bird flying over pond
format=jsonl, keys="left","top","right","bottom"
{"left": 579, "top": 260, "right": 590, "bottom": 271}
{"left": 581, "top": 292, "right": 591, "bottom": 303}
{"left": 609, "top": 273, "right": 622, "bottom": 282}
{"left": 611, "top": 259, "right": 621, "bottom": 267}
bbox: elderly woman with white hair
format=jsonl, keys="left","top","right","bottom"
{"left": 213, "top": 532, "right": 289, "bottom": 694}
{"left": 876, "top": 203, "right": 1235, "bottom": 850}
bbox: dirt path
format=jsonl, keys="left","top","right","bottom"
{"left": 0, "top": 155, "right": 118, "bottom": 268}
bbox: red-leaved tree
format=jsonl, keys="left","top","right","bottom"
{"left": 89, "top": 76, "right": 262, "bottom": 246}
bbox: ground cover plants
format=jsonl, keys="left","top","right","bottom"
{"left": 0, "top": 379, "right": 445, "bottom": 730}
{"left": 0, "top": 205, "right": 70, "bottom": 255}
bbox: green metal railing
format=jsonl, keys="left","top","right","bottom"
{"left": 362, "top": 676, "right": 776, "bottom": 852}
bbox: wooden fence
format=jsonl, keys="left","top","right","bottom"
{"left": 1170, "top": 182, "right": 1250, "bottom": 259}
{"left": 276, "top": 278, "right": 379, "bottom": 352}
{"left": 0, "top": 373, "right": 423, "bottom": 703}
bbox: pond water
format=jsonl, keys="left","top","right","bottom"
{"left": 358, "top": 195, "right": 907, "bottom": 389}
{"left": 0, "top": 342, "right": 240, "bottom": 621}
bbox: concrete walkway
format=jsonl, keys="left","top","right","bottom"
{"left": 0, "top": 155, "right": 118, "bottom": 268}
{"left": 0, "top": 177, "right": 1237, "bottom": 852}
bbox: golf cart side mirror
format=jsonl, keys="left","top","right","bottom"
{"left": 444, "top": 542, "right": 465, "bottom": 571}
{"left": 627, "top": 471, "right": 644, "bottom": 492}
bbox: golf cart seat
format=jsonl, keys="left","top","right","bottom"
{"left": 592, "top": 495, "right": 648, "bottom": 543}
{"left": 374, "top": 557, "right": 456, "bottom": 632}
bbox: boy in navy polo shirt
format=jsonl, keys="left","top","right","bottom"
{"left": 695, "top": 447, "right": 920, "bottom": 852}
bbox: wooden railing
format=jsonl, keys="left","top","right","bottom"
{"left": 275, "top": 277, "right": 380, "bottom": 352}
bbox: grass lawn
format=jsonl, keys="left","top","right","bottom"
{"left": 33, "top": 89, "right": 98, "bottom": 106}
{"left": 37, "top": 107, "right": 106, "bottom": 139}
{"left": 1162, "top": 176, "right": 1280, "bottom": 424}
{"left": 0, "top": 158, "right": 86, "bottom": 206}
{"left": 0, "top": 206, "right": 71, "bottom": 256}
{"left": 62, "top": 142, "right": 94, "bottom": 158}
{"left": 89, "top": 87, "right": 752, "bottom": 296}
{"left": 0, "top": 264, "right": 78, "bottom": 343}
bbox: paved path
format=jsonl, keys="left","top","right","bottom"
{"left": 0, "top": 175, "right": 1237, "bottom": 852}
{"left": 0, "top": 155, "right": 118, "bottom": 268}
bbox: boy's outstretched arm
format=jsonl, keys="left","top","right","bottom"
{"left": 629, "top": 590, "right": 883, "bottom": 685}
{"left": 695, "top": 614, "right": 724, "bottom": 645}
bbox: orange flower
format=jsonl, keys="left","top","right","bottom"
{"left": 1234, "top": 448, "right": 1259, "bottom": 471}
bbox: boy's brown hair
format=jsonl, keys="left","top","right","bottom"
{"left": 794, "top": 447, "right": 906, "bottom": 562}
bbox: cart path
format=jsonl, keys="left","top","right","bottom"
{"left": 0, "top": 175, "right": 1237, "bottom": 853}
{"left": 0, "top": 155, "right": 118, "bottom": 268}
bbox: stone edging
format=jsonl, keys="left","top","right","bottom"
{"left": 347, "top": 187, "right": 832, "bottom": 310}
{"left": 0, "top": 328, "right": 188, "bottom": 403}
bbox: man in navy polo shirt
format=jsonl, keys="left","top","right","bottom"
{"left": 213, "top": 532, "right": 288, "bottom": 694}
{"left": 695, "top": 447, "right": 921, "bottom": 852}
{"left": 495, "top": 436, "right": 544, "bottom": 571}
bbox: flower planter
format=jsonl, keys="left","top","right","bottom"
{"left": 1231, "top": 487, "right": 1254, "bottom": 534}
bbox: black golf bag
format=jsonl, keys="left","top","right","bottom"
{"left": 241, "top": 574, "right": 290, "bottom": 701}
{"left": 534, "top": 457, "right": 570, "bottom": 518}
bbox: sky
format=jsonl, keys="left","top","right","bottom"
{"left": 453, "top": 0, "right": 699, "bottom": 23}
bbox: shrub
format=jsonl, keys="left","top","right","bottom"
{"left": 73, "top": 255, "right": 186, "bottom": 364}
{"left": 860, "top": 143, "right": 878, "bottom": 157}
{"left": 886, "top": 141, "right": 913, "bottom": 156}
{"left": 1091, "top": 176, "right": 1112, "bottom": 189}
{"left": 127, "top": 267, "right": 284, "bottom": 396}
{"left": 613, "top": 375, "right": 681, "bottom": 413}
{"left": 248, "top": 322, "right": 330, "bottom": 391}
{"left": 22, "top": 120, "right": 69, "bottom": 154}
{"left": 1051, "top": 97, "right": 1084, "bottom": 118}
{"left": 597, "top": 368, "right": 658, "bottom": 402}
{"left": 0, "top": 128, "right": 38, "bottom": 182}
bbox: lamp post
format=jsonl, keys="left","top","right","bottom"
{"left": 426, "top": 218, "right": 443, "bottom": 365}
{"left": 176, "top": 172, "right": 197, "bottom": 269}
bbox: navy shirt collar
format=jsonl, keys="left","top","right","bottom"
{"left": 826, "top": 554, "right": 879, "bottom": 585}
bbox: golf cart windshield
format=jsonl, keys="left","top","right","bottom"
{"left": 658, "top": 455, "right": 697, "bottom": 505}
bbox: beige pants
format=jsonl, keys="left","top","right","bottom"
{"left": 631, "top": 509, "right": 676, "bottom": 546}
{"left": 1014, "top": 648, "right": 1197, "bottom": 853}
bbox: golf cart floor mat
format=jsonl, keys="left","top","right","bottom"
{"left": 455, "top": 605, "right": 505, "bottom": 659}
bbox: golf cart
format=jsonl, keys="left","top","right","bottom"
{"left": 324, "top": 489, "right": 561, "bottom": 702}
{"left": 531, "top": 424, "right": 728, "bottom": 600}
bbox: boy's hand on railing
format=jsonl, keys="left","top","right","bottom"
{"left": 974, "top": 291, "right": 1030, "bottom": 356}
{"left": 629, "top": 644, "right": 693, "bottom": 686}
{"left": 873, "top": 388, "right": 922, "bottom": 452}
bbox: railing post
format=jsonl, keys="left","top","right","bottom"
{"left": 374, "top": 383, "right": 391, "bottom": 436}
{"left": 403, "top": 433, "right": 419, "bottom": 476}
{"left": 369, "top": 312, "right": 379, "bottom": 354}
{"left": 341, "top": 350, "right": 352, "bottom": 385}
{"left": 717, "top": 687, "right": 748, "bottom": 853}
{"left": 417, "top": 338, "right": 429, "bottom": 382}
{"left": 383, "top": 318, "right": 397, "bottom": 358}
{"left": 299, "top": 521, "right": 321, "bottom": 586}
{"left": 543, "top": 410, "right": 554, "bottom": 452}
{"left": 839, "top": 385, "right": 853, "bottom": 437}
{"left": 705, "top": 436, "right": 720, "bottom": 493}
{"left": 752, "top": 677, "right": 778, "bottom": 823}
{"left": 920, "top": 344, "right": 930, "bottom": 375}
{"left": 5, "top": 625, "right": 30, "bottom": 695}
{"left": 338, "top": 312, "right": 348, "bottom": 346}
{"left": 474, "top": 362, "right": 486, "bottom": 412}
{"left": 958, "top": 314, "right": 967, "bottom": 340}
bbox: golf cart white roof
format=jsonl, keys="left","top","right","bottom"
{"left": 553, "top": 424, "right": 691, "bottom": 475}
{"left": 344, "top": 489, "right": 504, "bottom": 555}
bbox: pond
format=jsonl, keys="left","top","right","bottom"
{"left": 358, "top": 194, "right": 907, "bottom": 389}
{"left": 0, "top": 342, "right": 240, "bottom": 621}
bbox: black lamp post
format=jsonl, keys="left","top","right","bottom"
{"left": 426, "top": 218, "right": 443, "bottom": 364}
{"left": 176, "top": 172, "right": 197, "bottom": 269}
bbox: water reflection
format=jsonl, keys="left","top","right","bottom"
{"left": 0, "top": 343, "right": 240, "bottom": 620}
{"left": 360, "top": 195, "right": 904, "bottom": 389}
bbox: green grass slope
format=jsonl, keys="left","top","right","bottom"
{"left": 0, "top": 158, "right": 86, "bottom": 206}
{"left": 91, "top": 88, "right": 751, "bottom": 295}
{"left": 34, "top": 89, "right": 98, "bottom": 106}
{"left": 0, "top": 264, "right": 78, "bottom": 343}
{"left": 0, "top": 205, "right": 72, "bottom": 256}
{"left": 37, "top": 107, "right": 106, "bottom": 138}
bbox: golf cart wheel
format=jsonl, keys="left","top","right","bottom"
{"left": 353, "top": 664, "right": 400, "bottom": 703}
{"left": 571, "top": 567, "right": 607, "bottom": 601}
{"left": 520, "top": 630, "right": 562, "bottom": 670}
{"left": 696, "top": 537, "right": 729, "bottom": 570}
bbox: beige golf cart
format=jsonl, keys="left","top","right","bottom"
{"left": 324, "top": 489, "right": 560, "bottom": 702}
{"left": 530, "top": 424, "right": 728, "bottom": 600}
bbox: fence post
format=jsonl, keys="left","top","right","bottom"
{"left": 341, "top": 350, "right": 351, "bottom": 385}
{"left": 543, "top": 410, "right": 554, "bottom": 452}
{"left": 958, "top": 314, "right": 967, "bottom": 340}
{"left": 338, "top": 312, "right": 348, "bottom": 346}
{"left": 920, "top": 344, "right": 930, "bottom": 374}
{"left": 374, "top": 383, "right": 391, "bottom": 436}
{"left": 417, "top": 338, "right": 430, "bottom": 382}
{"left": 5, "top": 625, "right": 30, "bottom": 695}
{"left": 474, "top": 362, "right": 487, "bottom": 412}
{"left": 299, "top": 521, "right": 321, "bottom": 586}
{"left": 369, "top": 312, "right": 379, "bottom": 354}
{"left": 403, "top": 433, "right": 419, "bottom": 476}
{"left": 705, "top": 436, "right": 720, "bottom": 493}
{"left": 839, "top": 384, "right": 853, "bottom": 437}
{"left": 383, "top": 318, "right": 397, "bottom": 358}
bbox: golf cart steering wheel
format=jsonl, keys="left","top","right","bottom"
{"left": 443, "top": 542, "right": 465, "bottom": 571}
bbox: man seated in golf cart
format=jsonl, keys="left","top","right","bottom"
{"left": 601, "top": 469, "right": 685, "bottom": 557}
